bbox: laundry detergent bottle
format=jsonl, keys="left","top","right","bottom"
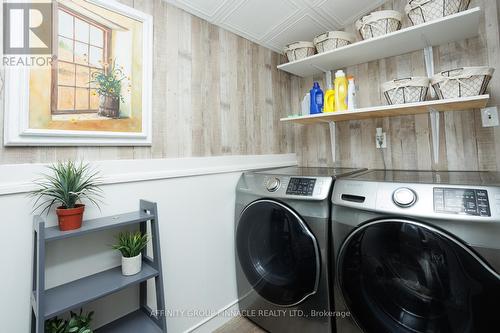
{"left": 334, "top": 70, "right": 348, "bottom": 112}
{"left": 347, "top": 75, "right": 357, "bottom": 110}
{"left": 310, "top": 81, "right": 324, "bottom": 114}
{"left": 324, "top": 89, "right": 335, "bottom": 113}
{"left": 323, "top": 71, "right": 335, "bottom": 113}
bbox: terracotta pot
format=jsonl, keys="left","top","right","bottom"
{"left": 98, "top": 95, "right": 120, "bottom": 118}
{"left": 56, "top": 204, "right": 85, "bottom": 231}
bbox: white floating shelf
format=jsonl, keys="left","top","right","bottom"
{"left": 277, "top": 7, "right": 482, "bottom": 77}
{"left": 280, "top": 95, "right": 490, "bottom": 125}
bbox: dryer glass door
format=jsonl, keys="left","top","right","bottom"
{"left": 236, "top": 200, "right": 320, "bottom": 306}
{"left": 338, "top": 219, "right": 500, "bottom": 333}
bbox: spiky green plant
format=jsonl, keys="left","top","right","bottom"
{"left": 45, "top": 317, "right": 66, "bottom": 333}
{"left": 112, "top": 231, "right": 148, "bottom": 258}
{"left": 66, "top": 309, "right": 94, "bottom": 333}
{"left": 30, "top": 161, "right": 103, "bottom": 214}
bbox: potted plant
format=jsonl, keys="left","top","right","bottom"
{"left": 66, "top": 309, "right": 94, "bottom": 333}
{"left": 91, "top": 59, "right": 128, "bottom": 119}
{"left": 45, "top": 317, "right": 66, "bottom": 333}
{"left": 112, "top": 231, "right": 148, "bottom": 276}
{"left": 45, "top": 309, "right": 94, "bottom": 333}
{"left": 30, "top": 161, "right": 102, "bottom": 231}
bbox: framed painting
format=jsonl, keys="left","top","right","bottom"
{"left": 3, "top": 0, "right": 153, "bottom": 146}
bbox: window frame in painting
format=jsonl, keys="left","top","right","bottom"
{"left": 51, "top": 4, "right": 111, "bottom": 115}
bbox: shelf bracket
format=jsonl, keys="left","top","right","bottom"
{"left": 329, "top": 121, "right": 336, "bottom": 165}
{"left": 424, "top": 46, "right": 440, "bottom": 164}
{"left": 424, "top": 46, "right": 436, "bottom": 98}
{"left": 429, "top": 108, "right": 440, "bottom": 164}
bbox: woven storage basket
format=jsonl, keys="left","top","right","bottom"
{"left": 355, "top": 10, "right": 402, "bottom": 40}
{"left": 313, "top": 31, "right": 356, "bottom": 53}
{"left": 382, "top": 77, "right": 430, "bottom": 105}
{"left": 431, "top": 67, "right": 494, "bottom": 99}
{"left": 284, "top": 41, "right": 315, "bottom": 62}
{"left": 405, "top": 0, "right": 471, "bottom": 26}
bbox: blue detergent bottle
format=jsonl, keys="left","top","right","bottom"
{"left": 310, "top": 82, "right": 324, "bottom": 114}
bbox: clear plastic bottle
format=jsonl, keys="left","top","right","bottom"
{"left": 347, "top": 76, "right": 357, "bottom": 110}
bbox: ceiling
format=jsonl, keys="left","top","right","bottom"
{"left": 164, "top": 0, "right": 386, "bottom": 53}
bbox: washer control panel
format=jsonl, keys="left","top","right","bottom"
{"left": 434, "top": 188, "right": 491, "bottom": 217}
{"left": 286, "top": 178, "right": 316, "bottom": 196}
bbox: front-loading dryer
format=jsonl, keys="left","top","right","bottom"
{"left": 235, "top": 167, "right": 366, "bottom": 333}
{"left": 331, "top": 170, "right": 500, "bottom": 333}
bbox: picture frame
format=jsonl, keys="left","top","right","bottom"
{"left": 3, "top": 0, "right": 153, "bottom": 146}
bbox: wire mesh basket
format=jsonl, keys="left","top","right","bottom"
{"left": 313, "top": 31, "right": 356, "bottom": 53}
{"left": 283, "top": 41, "right": 316, "bottom": 62}
{"left": 382, "top": 77, "right": 430, "bottom": 104}
{"left": 355, "top": 10, "right": 403, "bottom": 40}
{"left": 405, "top": 0, "right": 471, "bottom": 25}
{"left": 431, "top": 67, "right": 494, "bottom": 99}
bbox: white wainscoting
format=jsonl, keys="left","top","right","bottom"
{"left": 0, "top": 154, "right": 297, "bottom": 332}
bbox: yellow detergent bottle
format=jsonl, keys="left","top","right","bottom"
{"left": 334, "top": 70, "right": 348, "bottom": 112}
{"left": 324, "top": 71, "right": 335, "bottom": 113}
{"left": 324, "top": 89, "right": 335, "bottom": 112}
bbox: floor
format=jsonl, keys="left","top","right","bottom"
{"left": 214, "top": 316, "right": 267, "bottom": 333}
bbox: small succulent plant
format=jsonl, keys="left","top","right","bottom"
{"left": 113, "top": 231, "right": 148, "bottom": 258}
{"left": 66, "top": 309, "right": 94, "bottom": 333}
{"left": 45, "top": 309, "right": 94, "bottom": 333}
{"left": 45, "top": 317, "right": 66, "bottom": 333}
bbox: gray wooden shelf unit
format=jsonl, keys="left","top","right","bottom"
{"left": 31, "top": 200, "right": 167, "bottom": 333}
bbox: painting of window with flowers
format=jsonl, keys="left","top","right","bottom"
{"left": 13, "top": 0, "right": 152, "bottom": 145}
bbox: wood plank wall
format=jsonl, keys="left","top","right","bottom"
{"left": 1, "top": 0, "right": 499, "bottom": 172}
{"left": 0, "top": 0, "right": 295, "bottom": 164}
{"left": 289, "top": 0, "right": 500, "bottom": 171}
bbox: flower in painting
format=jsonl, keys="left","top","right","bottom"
{"left": 90, "top": 59, "right": 127, "bottom": 102}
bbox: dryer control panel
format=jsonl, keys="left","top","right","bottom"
{"left": 286, "top": 178, "right": 316, "bottom": 196}
{"left": 434, "top": 188, "right": 491, "bottom": 217}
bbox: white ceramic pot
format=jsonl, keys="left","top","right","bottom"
{"left": 121, "top": 253, "right": 142, "bottom": 276}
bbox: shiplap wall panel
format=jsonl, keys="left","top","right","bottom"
{"left": 289, "top": 0, "right": 500, "bottom": 171}
{"left": 1, "top": 0, "right": 500, "bottom": 171}
{"left": 0, "top": 0, "right": 294, "bottom": 164}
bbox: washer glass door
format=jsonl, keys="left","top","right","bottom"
{"left": 236, "top": 199, "right": 320, "bottom": 306}
{"left": 338, "top": 219, "right": 500, "bottom": 333}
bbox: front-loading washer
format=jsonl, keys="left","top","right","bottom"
{"left": 235, "top": 167, "right": 366, "bottom": 333}
{"left": 331, "top": 170, "right": 500, "bottom": 333}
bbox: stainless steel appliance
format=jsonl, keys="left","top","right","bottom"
{"left": 331, "top": 170, "right": 500, "bottom": 333}
{"left": 235, "top": 167, "right": 366, "bottom": 333}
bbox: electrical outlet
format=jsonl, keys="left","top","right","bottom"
{"left": 376, "top": 128, "right": 387, "bottom": 149}
{"left": 481, "top": 107, "right": 499, "bottom": 127}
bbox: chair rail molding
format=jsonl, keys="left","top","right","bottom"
{"left": 0, "top": 154, "right": 298, "bottom": 196}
